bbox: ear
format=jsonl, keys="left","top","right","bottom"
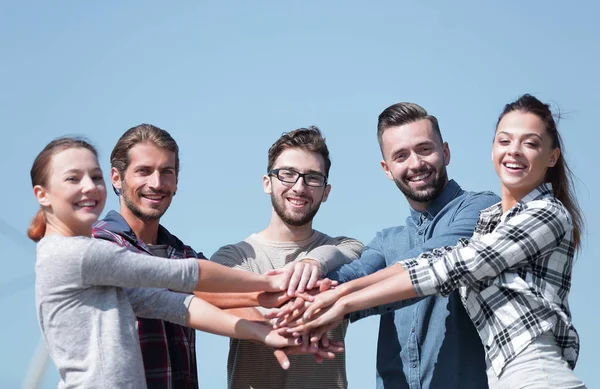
{"left": 111, "top": 167, "right": 123, "bottom": 191}
{"left": 380, "top": 159, "right": 393, "bottom": 181}
{"left": 442, "top": 142, "right": 451, "bottom": 166}
{"left": 263, "top": 174, "right": 272, "bottom": 194}
{"left": 548, "top": 148, "right": 561, "bottom": 167}
{"left": 321, "top": 184, "right": 331, "bottom": 203}
{"left": 34, "top": 185, "right": 51, "bottom": 207}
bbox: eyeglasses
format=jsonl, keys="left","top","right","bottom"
{"left": 269, "top": 168, "right": 327, "bottom": 187}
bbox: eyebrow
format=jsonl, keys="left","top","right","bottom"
{"left": 133, "top": 164, "right": 176, "bottom": 170}
{"left": 496, "top": 131, "right": 543, "bottom": 140}
{"left": 277, "top": 166, "right": 325, "bottom": 175}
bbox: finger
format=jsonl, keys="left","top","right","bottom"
{"left": 318, "top": 278, "right": 332, "bottom": 292}
{"left": 273, "top": 349, "right": 290, "bottom": 370}
{"left": 304, "top": 302, "right": 321, "bottom": 320}
{"left": 287, "top": 265, "right": 302, "bottom": 296}
{"left": 320, "top": 332, "right": 330, "bottom": 348}
{"left": 297, "top": 265, "right": 313, "bottom": 293}
{"left": 293, "top": 291, "right": 315, "bottom": 302}
{"left": 314, "top": 353, "right": 324, "bottom": 364}
{"left": 301, "top": 332, "right": 310, "bottom": 352}
{"left": 310, "top": 324, "right": 331, "bottom": 344}
{"left": 265, "top": 268, "right": 284, "bottom": 276}
{"left": 306, "top": 267, "right": 320, "bottom": 290}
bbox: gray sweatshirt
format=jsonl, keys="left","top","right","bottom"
{"left": 35, "top": 235, "right": 199, "bottom": 389}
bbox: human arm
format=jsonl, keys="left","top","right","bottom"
{"left": 82, "top": 240, "right": 287, "bottom": 293}
{"left": 406, "top": 199, "right": 571, "bottom": 296}
{"left": 345, "top": 191, "right": 500, "bottom": 320}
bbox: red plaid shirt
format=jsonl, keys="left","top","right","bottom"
{"left": 93, "top": 210, "right": 205, "bottom": 389}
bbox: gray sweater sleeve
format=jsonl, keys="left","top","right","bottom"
{"left": 81, "top": 239, "right": 199, "bottom": 293}
{"left": 126, "top": 288, "right": 194, "bottom": 325}
{"left": 301, "top": 236, "right": 364, "bottom": 275}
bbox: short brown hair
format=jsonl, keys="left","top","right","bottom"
{"left": 110, "top": 124, "right": 179, "bottom": 193}
{"left": 377, "top": 102, "right": 443, "bottom": 149}
{"left": 267, "top": 126, "right": 331, "bottom": 177}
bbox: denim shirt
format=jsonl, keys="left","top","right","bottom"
{"left": 327, "top": 180, "right": 499, "bottom": 389}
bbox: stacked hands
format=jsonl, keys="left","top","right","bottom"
{"left": 257, "top": 259, "right": 349, "bottom": 369}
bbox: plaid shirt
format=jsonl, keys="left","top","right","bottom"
{"left": 404, "top": 183, "right": 579, "bottom": 377}
{"left": 92, "top": 210, "right": 205, "bottom": 389}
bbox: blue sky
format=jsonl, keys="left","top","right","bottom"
{"left": 1, "top": 1, "right": 598, "bottom": 387}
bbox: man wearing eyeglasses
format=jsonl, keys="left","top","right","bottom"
{"left": 210, "top": 126, "right": 363, "bottom": 389}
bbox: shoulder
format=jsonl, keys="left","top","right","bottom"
{"left": 210, "top": 239, "right": 255, "bottom": 264}
{"left": 522, "top": 196, "right": 572, "bottom": 225}
{"left": 311, "top": 230, "right": 362, "bottom": 245}
{"left": 460, "top": 190, "right": 501, "bottom": 209}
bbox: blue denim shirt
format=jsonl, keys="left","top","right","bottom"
{"left": 328, "top": 180, "right": 500, "bottom": 389}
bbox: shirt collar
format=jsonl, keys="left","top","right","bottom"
{"left": 409, "top": 179, "right": 462, "bottom": 223}
{"left": 94, "top": 210, "right": 184, "bottom": 249}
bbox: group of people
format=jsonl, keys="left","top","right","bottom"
{"left": 29, "top": 93, "right": 585, "bottom": 389}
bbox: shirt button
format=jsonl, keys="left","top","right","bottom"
{"left": 412, "top": 363, "right": 417, "bottom": 368}
{"left": 411, "top": 327, "right": 415, "bottom": 333}
{"left": 418, "top": 230, "right": 423, "bottom": 235}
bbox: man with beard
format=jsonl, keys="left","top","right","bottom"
{"left": 92, "top": 124, "right": 204, "bottom": 389}
{"left": 210, "top": 126, "right": 363, "bottom": 389}
{"left": 327, "top": 102, "right": 500, "bottom": 389}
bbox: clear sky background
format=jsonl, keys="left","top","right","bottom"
{"left": 1, "top": 1, "right": 598, "bottom": 388}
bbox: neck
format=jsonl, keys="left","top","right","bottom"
{"left": 119, "top": 205, "right": 160, "bottom": 245}
{"left": 45, "top": 218, "right": 91, "bottom": 238}
{"left": 500, "top": 186, "right": 524, "bottom": 213}
{"left": 258, "top": 211, "right": 314, "bottom": 242}
{"left": 407, "top": 198, "right": 432, "bottom": 212}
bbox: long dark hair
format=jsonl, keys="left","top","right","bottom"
{"left": 28, "top": 137, "right": 98, "bottom": 242}
{"left": 496, "top": 94, "right": 583, "bottom": 250}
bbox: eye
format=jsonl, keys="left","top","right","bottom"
{"left": 92, "top": 175, "right": 104, "bottom": 182}
{"left": 498, "top": 139, "right": 510, "bottom": 145}
{"left": 524, "top": 141, "right": 538, "bottom": 147}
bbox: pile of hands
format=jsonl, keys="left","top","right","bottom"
{"left": 259, "top": 259, "right": 349, "bottom": 369}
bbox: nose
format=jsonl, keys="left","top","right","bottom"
{"left": 81, "top": 175, "right": 98, "bottom": 193}
{"left": 507, "top": 141, "right": 522, "bottom": 156}
{"left": 148, "top": 171, "right": 162, "bottom": 189}
{"left": 290, "top": 176, "right": 309, "bottom": 192}
{"left": 407, "top": 152, "right": 425, "bottom": 170}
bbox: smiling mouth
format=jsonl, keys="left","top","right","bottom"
{"left": 141, "top": 194, "right": 166, "bottom": 202}
{"left": 503, "top": 162, "right": 526, "bottom": 171}
{"left": 75, "top": 200, "right": 98, "bottom": 209}
{"left": 287, "top": 197, "right": 308, "bottom": 207}
{"left": 407, "top": 171, "right": 433, "bottom": 182}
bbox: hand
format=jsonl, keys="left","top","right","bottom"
{"left": 272, "top": 339, "right": 345, "bottom": 369}
{"left": 286, "top": 300, "right": 346, "bottom": 336}
{"left": 267, "top": 278, "right": 338, "bottom": 324}
{"left": 302, "top": 286, "right": 342, "bottom": 321}
{"left": 283, "top": 259, "right": 321, "bottom": 296}
{"left": 257, "top": 291, "right": 294, "bottom": 309}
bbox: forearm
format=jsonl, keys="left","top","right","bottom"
{"left": 193, "top": 291, "right": 260, "bottom": 308}
{"left": 225, "top": 307, "right": 268, "bottom": 322}
{"left": 341, "top": 264, "right": 417, "bottom": 314}
{"left": 335, "top": 261, "right": 405, "bottom": 297}
{"left": 185, "top": 297, "right": 269, "bottom": 341}
{"left": 195, "top": 260, "right": 273, "bottom": 292}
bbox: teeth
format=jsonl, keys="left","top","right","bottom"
{"left": 505, "top": 163, "right": 525, "bottom": 169}
{"left": 77, "top": 201, "right": 96, "bottom": 207}
{"left": 288, "top": 199, "right": 306, "bottom": 205}
{"left": 408, "top": 172, "right": 431, "bottom": 182}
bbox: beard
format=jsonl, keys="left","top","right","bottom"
{"left": 394, "top": 165, "right": 448, "bottom": 205}
{"left": 120, "top": 180, "right": 171, "bottom": 222}
{"left": 270, "top": 193, "right": 322, "bottom": 227}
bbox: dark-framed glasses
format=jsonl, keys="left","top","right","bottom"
{"left": 269, "top": 168, "right": 327, "bottom": 187}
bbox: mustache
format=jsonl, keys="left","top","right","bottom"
{"left": 138, "top": 190, "right": 171, "bottom": 196}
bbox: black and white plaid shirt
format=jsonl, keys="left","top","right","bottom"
{"left": 403, "top": 183, "right": 579, "bottom": 376}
